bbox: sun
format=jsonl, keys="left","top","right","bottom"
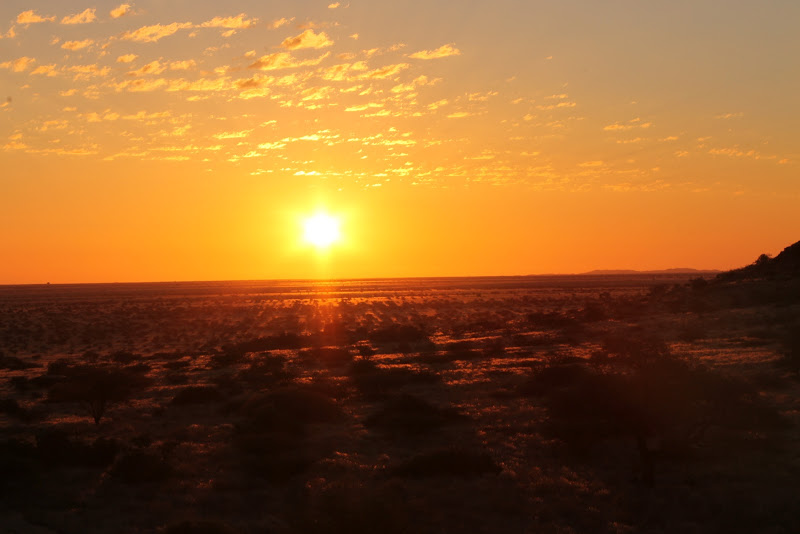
{"left": 302, "top": 213, "right": 341, "bottom": 249}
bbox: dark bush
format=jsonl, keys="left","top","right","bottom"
{"left": 110, "top": 450, "right": 172, "bottom": 483}
{"left": 350, "top": 361, "right": 439, "bottom": 397}
{"left": 164, "top": 520, "right": 241, "bottom": 534}
{"left": 171, "top": 386, "right": 223, "bottom": 405}
{"left": 299, "top": 347, "right": 353, "bottom": 367}
{"left": 47, "top": 365, "right": 150, "bottom": 425}
{"left": 35, "top": 429, "right": 118, "bottom": 468}
{"left": 0, "top": 398, "right": 33, "bottom": 422}
{"left": 364, "top": 394, "right": 466, "bottom": 435}
{"left": 0, "top": 353, "right": 38, "bottom": 370}
{"left": 389, "top": 448, "right": 500, "bottom": 478}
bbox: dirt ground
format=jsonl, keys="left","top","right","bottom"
{"left": 1, "top": 275, "right": 798, "bottom": 533}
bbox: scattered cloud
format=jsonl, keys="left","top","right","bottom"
{"left": 170, "top": 60, "right": 196, "bottom": 70}
{"left": 61, "top": 39, "right": 94, "bottom": 51}
{"left": 715, "top": 112, "right": 744, "bottom": 119}
{"left": 122, "top": 22, "right": 193, "bottom": 43}
{"left": 129, "top": 60, "right": 166, "bottom": 76}
{"left": 409, "top": 43, "right": 461, "bottom": 60}
{"left": 0, "top": 57, "right": 36, "bottom": 72}
{"left": 603, "top": 118, "right": 651, "bottom": 131}
{"left": 248, "top": 51, "right": 330, "bottom": 71}
{"left": 361, "top": 63, "right": 409, "bottom": 79}
{"left": 280, "top": 29, "right": 333, "bottom": 50}
{"left": 446, "top": 111, "right": 472, "bottom": 118}
{"left": 268, "top": 17, "right": 293, "bottom": 29}
{"left": 199, "top": 14, "right": 258, "bottom": 29}
{"left": 30, "top": 64, "right": 58, "bottom": 76}
{"left": 61, "top": 8, "right": 97, "bottom": 25}
{"left": 117, "top": 54, "right": 138, "bottom": 63}
{"left": 17, "top": 10, "right": 55, "bottom": 25}
{"left": 110, "top": 4, "right": 133, "bottom": 19}
{"left": 328, "top": 3, "right": 341, "bottom": 8}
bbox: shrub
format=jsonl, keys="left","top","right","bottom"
{"left": 164, "top": 521, "right": 241, "bottom": 534}
{"left": 171, "top": 386, "right": 222, "bottom": 405}
{"left": 110, "top": 450, "right": 172, "bottom": 483}
{"left": 299, "top": 347, "right": 353, "bottom": 367}
{"left": 389, "top": 448, "right": 500, "bottom": 478}
{"left": 47, "top": 364, "right": 150, "bottom": 425}
{"left": 364, "top": 394, "right": 466, "bottom": 435}
{"left": 350, "top": 361, "right": 439, "bottom": 397}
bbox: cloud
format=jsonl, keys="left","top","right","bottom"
{"left": 328, "top": 2, "right": 341, "bottom": 8}
{"left": 268, "top": 17, "right": 293, "bottom": 29}
{"left": 280, "top": 29, "right": 333, "bottom": 50}
{"left": 361, "top": 63, "right": 409, "bottom": 79}
{"left": 248, "top": 51, "right": 330, "bottom": 71}
{"left": 61, "top": 8, "right": 97, "bottom": 25}
{"left": 110, "top": 4, "right": 133, "bottom": 19}
{"left": 715, "top": 112, "right": 744, "bottom": 119}
{"left": 409, "top": 43, "right": 461, "bottom": 60}
{"left": 603, "top": 118, "right": 651, "bottom": 131}
{"left": 61, "top": 39, "right": 94, "bottom": 51}
{"left": 117, "top": 54, "right": 138, "bottom": 63}
{"left": 66, "top": 64, "right": 111, "bottom": 80}
{"left": 199, "top": 14, "right": 257, "bottom": 29}
{"left": 129, "top": 60, "right": 166, "bottom": 76}
{"left": 170, "top": 60, "right": 196, "bottom": 70}
{"left": 0, "top": 57, "right": 36, "bottom": 72}
{"left": 122, "top": 22, "right": 192, "bottom": 43}
{"left": 30, "top": 64, "right": 58, "bottom": 76}
{"left": 17, "top": 10, "right": 55, "bottom": 24}
{"left": 446, "top": 111, "right": 472, "bottom": 118}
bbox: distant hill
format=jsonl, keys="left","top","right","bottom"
{"left": 583, "top": 268, "right": 722, "bottom": 275}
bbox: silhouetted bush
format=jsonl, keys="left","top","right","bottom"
{"left": 523, "top": 341, "right": 785, "bottom": 487}
{"left": 164, "top": 520, "right": 241, "bottom": 534}
{"left": 350, "top": 360, "right": 439, "bottom": 397}
{"left": 0, "top": 353, "right": 38, "bottom": 370}
{"left": 171, "top": 385, "right": 223, "bottom": 405}
{"left": 35, "top": 429, "right": 118, "bottom": 468}
{"left": 108, "top": 350, "right": 141, "bottom": 364}
{"left": 368, "top": 324, "right": 434, "bottom": 353}
{"left": 222, "top": 333, "right": 307, "bottom": 354}
{"left": 47, "top": 364, "right": 150, "bottom": 425}
{"left": 291, "top": 478, "right": 411, "bottom": 534}
{"left": 364, "top": 394, "right": 466, "bottom": 435}
{"left": 299, "top": 347, "right": 353, "bottom": 367}
{"left": 0, "top": 398, "right": 33, "bottom": 422}
{"left": 389, "top": 448, "right": 500, "bottom": 478}
{"left": 110, "top": 450, "right": 172, "bottom": 483}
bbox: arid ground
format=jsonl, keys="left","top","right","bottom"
{"left": 1, "top": 270, "right": 798, "bottom": 533}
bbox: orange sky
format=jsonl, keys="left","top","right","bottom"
{"left": 2, "top": 1, "right": 798, "bottom": 283}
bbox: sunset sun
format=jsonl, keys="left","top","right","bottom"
{"left": 302, "top": 213, "right": 341, "bottom": 249}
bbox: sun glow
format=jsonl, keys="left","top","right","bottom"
{"left": 303, "top": 213, "right": 342, "bottom": 249}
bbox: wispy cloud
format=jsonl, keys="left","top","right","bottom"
{"left": 61, "top": 8, "right": 97, "bottom": 25}
{"left": 61, "top": 39, "right": 94, "bottom": 51}
{"left": 409, "top": 43, "right": 461, "bottom": 60}
{"left": 280, "top": 29, "right": 333, "bottom": 50}
{"left": 199, "top": 14, "right": 258, "bottom": 29}
{"left": 248, "top": 51, "right": 330, "bottom": 71}
{"left": 117, "top": 54, "right": 138, "bottom": 63}
{"left": 110, "top": 4, "right": 133, "bottom": 19}
{"left": 122, "top": 22, "right": 193, "bottom": 43}
{"left": 17, "top": 10, "right": 55, "bottom": 25}
{"left": 0, "top": 57, "right": 36, "bottom": 72}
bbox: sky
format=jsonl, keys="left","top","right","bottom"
{"left": 1, "top": 1, "right": 798, "bottom": 283}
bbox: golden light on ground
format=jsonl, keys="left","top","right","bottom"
{"left": 303, "top": 213, "right": 342, "bottom": 250}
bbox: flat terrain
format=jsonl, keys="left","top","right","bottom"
{"left": 1, "top": 275, "right": 798, "bottom": 533}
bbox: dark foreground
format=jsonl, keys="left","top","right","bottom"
{"left": 1, "top": 272, "right": 798, "bottom": 533}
